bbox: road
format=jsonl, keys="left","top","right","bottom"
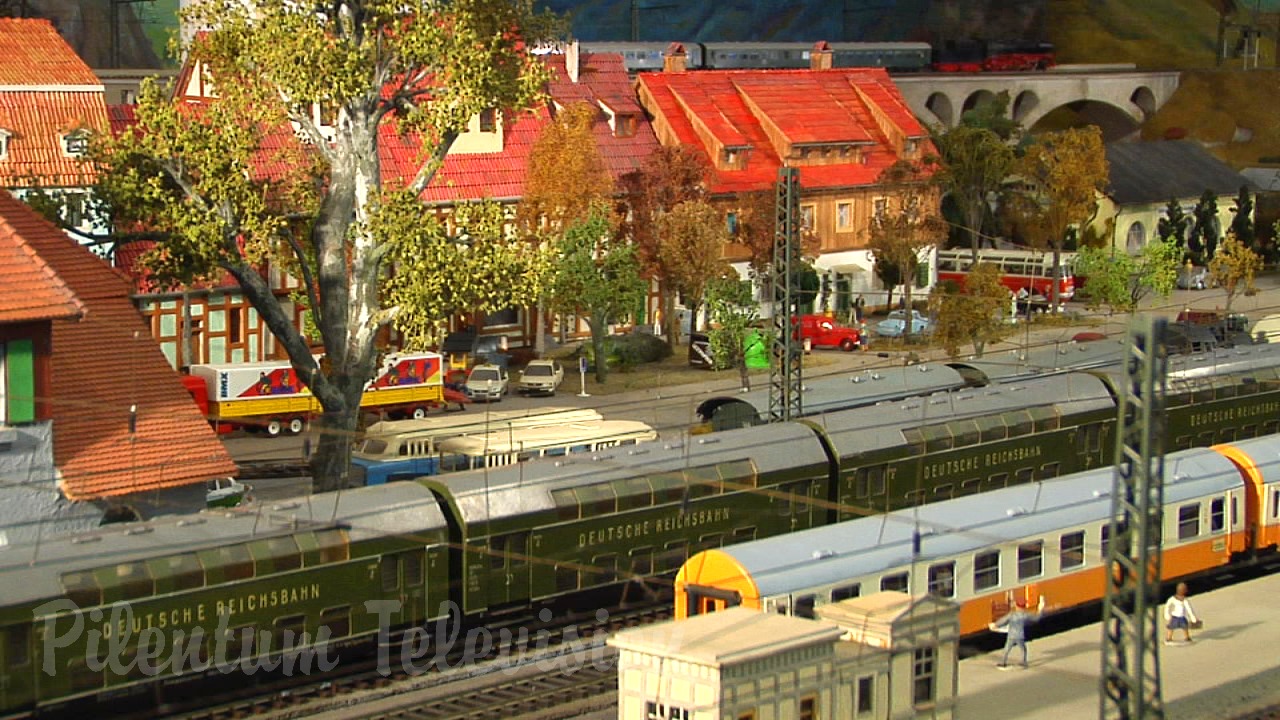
{"left": 223, "top": 272, "right": 1280, "bottom": 502}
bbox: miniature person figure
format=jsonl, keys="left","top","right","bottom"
{"left": 1164, "top": 582, "right": 1199, "bottom": 644}
{"left": 991, "top": 595, "right": 1046, "bottom": 669}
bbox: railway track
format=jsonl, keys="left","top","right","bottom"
{"left": 165, "top": 604, "right": 667, "bottom": 720}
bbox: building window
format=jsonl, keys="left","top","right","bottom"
{"left": 800, "top": 204, "right": 816, "bottom": 231}
{"left": 726, "top": 211, "right": 738, "bottom": 236}
{"left": 837, "top": 201, "right": 853, "bottom": 231}
{"left": 1178, "top": 503, "right": 1200, "bottom": 540}
{"left": 1126, "top": 221, "right": 1146, "bottom": 253}
{"left": 856, "top": 675, "right": 874, "bottom": 714}
{"left": 928, "top": 561, "right": 955, "bottom": 598}
{"left": 1017, "top": 540, "right": 1043, "bottom": 580}
{"left": 913, "top": 646, "right": 936, "bottom": 705}
{"left": 615, "top": 114, "right": 636, "bottom": 137}
{"left": 974, "top": 549, "right": 1000, "bottom": 591}
{"left": 646, "top": 702, "right": 689, "bottom": 720}
{"left": 0, "top": 128, "right": 10, "bottom": 160}
{"left": 872, "top": 197, "right": 887, "bottom": 219}
{"left": 62, "top": 130, "right": 89, "bottom": 157}
{"left": 1060, "top": 531, "right": 1085, "bottom": 570}
{"left": 478, "top": 108, "right": 497, "bottom": 132}
{"left": 799, "top": 695, "right": 817, "bottom": 720}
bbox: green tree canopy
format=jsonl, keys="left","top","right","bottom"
{"left": 549, "top": 206, "right": 648, "bottom": 383}
{"left": 94, "top": 0, "right": 560, "bottom": 490}
{"left": 1074, "top": 240, "right": 1180, "bottom": 315}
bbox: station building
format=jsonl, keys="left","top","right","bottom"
{"left": 609, "top": 592, "right": 959, "bottom": 720}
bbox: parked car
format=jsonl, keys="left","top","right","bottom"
{"left": 1176, "top": 265, "right": 1209, "bottom": 290}
{"left": 875, "top": 309, "right": 933, "bottom": 338}
{"left": 516, "top": 359, "right": 565, "bottom": 396}
{"left": 464, "top": 364, "right": 509, "bottom": 402}
{"left": 206, "top": 477, "right": 250, "bottom": 508}
{"left": 791, "top": 314, "right": 862, "bottom": 351}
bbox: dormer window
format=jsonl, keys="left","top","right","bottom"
{"left": 0, "top": 128, "right": 10, "bottom": 160}
{"left": 615, "top": 114, "right": 636, "bottom": 138}
{"left": 62, "top": 130, "right": 89, "bottom": 157}
{"left": 478, "top": 109, "right": 497, "bottom": 133}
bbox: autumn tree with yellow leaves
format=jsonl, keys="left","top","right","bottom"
{"left": 866, "top": 160, "right": 947, "bottom": 332}
{"left": 519, "top": 101, "right": 616, "bottom": 353}
{"left": 1003, "top": 126, "right": 1108, "bottom": 310}
{"left": 1209, "top": 232, "right": 1263, "bottom": 314}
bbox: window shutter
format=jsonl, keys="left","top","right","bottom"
{"left": 6, "top": 339, "right": 36, "bottom": 423}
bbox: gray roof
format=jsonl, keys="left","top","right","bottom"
{"left": 716, "top": 444, "right": 1257, "bottom": 600}
{"left": 1240, "top": 167, "right": 1280, "bottom": 192}
{"left": 0, "top": 483, "right": 448, "bottom": 608}
{"left": 1105, "top": 140, "right": 1254, "bottom": 205}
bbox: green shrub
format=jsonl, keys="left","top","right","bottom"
{"left": 576, "top": 332, "right": 672, "bottom": 371}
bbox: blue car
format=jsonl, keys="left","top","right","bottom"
{"left": 875, "top": 309, "right": 932, "bottom": 337}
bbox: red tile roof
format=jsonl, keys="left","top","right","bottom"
{"left": 544, "top": 52, "right": 660, "bottom": 181}
{"left": 637, "top": 67, "right": 926, "bottom": 195}
{"left": 0, "top": 192, "right": 236, "bottom": 500}
{"left": 0, "top": 192, "right": 83, "bottom": 323}
{"left": 418, "top": 105, "right": 551, "bottom": 203}
{"left": 0, "top": 20, "right": 108, "bottom": 187}
{"left": 0, "top": 19, "right": 100, "bottom": 86}
{"left": 106, "top": 103, "right": 136, "bottom": 135}
{"left": 0, "top": 91, "right": 108, "bottom": 186}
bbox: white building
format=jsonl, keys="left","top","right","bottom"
{"left": 610, "top": 593, "right": 959, "bottom": 720}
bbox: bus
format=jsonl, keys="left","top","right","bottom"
{"left": 351, "top": 407, "right": 604, "bottom": 485}
{"left": 436, "top": 420, "right": 659, "bottom": 471}
{"left": 935, "top": 248, "right": 1077, "bottom": 304}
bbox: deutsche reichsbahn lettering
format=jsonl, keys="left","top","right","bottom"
{"left": 577, "top": 508, "right": 730, "bottom": 548}
{"left": 921, "top": 445, "right": 1044, "bottom": 481}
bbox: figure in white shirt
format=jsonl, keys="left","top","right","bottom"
{"left": 1164, "top": 582, "right": 1200, "bottom": 644}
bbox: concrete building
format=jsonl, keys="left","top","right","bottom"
{"left": 610, "top": 593, "right": 959, "bottom": 720}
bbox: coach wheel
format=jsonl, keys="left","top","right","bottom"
{"left": 265, "top": 419, "right": 283, "bottom": 437}
{"left": 411, "top": 406, "right": 428, "bottom": 420}
{"left": 287, "top": 418, "right": 305, "bottom": 435}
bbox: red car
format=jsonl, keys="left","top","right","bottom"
{"left": 792, "top": 314, "right": 863, "bottom": 352}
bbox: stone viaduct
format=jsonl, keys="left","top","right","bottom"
{"left": 892, "top": 66, "right": 1182, "bottom": 141}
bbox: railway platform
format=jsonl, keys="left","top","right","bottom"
{"left": 957, "top": 566, "right": 1280, "bottom": 719}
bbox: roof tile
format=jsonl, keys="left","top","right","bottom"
{"left": 0, "top": 192, "right": 236, "bottom": 500}
{"left": 0, "top": 19, "right": 100, "bottom": 87}
{"left": 0, "top": 192, "right": 83, "bottom": 322}
{"left": 638, "top": 67, "right": 926, "bottom": 195}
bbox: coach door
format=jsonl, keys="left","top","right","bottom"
{"left": 486, "top": 531, "right": 531, "bottom": 609}
{"left": 382, "top": 551, "right": 426, "bottom": 625}
{"left": 1, "top": 624, "right": 33, "bottom": 711}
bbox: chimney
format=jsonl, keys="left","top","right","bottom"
{"left": 663, "top": 42, "right": 688, "bottom": 73}
{"left": 811, "top": 40, "right": 833, "bottom": 71}
{"left": 567, "top": 40, "right": 580, "bottom": 83}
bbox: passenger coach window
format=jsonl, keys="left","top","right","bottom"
{"left": 1210, "top": 498, "right": 1226, "bottom": 534}
{"left": 974, "top": 550, "right": 1000, "bottom": 591}
{"left": 1177, "top": 504, "right": 1200, "bottom": 540}
{"left": 928, "top": 562, "right": 955, "bottom": 598}
{"left": 1060, "top": 531, "right": 1085, "bottom": 570}
{"left": 881, "top": 572, "right": 909, "bottom": 592}
{"left": 831, "top": 583, "right": 860, "bottom": 602}
{"left": 795, "top": 595, "right": 817, "bottom": 619}
{"left": 1017, "top": 541, "right": 1043, "bottom": 580}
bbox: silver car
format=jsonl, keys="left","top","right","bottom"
{"left": 516, "top": 359, "right": 565, "bottom": 396}
{"left": 464, "top": 364, "right": 509, "bottom": 402}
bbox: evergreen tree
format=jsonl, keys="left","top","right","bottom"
{"left": 1157, "top": 198, "right": 1190, "bottom": 252}
{"left": 1230, "top": 185, "right": 1257, "bottom": 253}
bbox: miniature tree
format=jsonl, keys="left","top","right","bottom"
{"left": 519, "top": 101, "right": 616, "bottom": 354}
{"left": 618, "top": 146, "right": 710, "bottom": 348}
{"left": 1190, "top": 190, "right": 1222, "bottom": 263}
{"left": 548, "top": 206, "right": 647, "bottom": 384}
{"left": 1158, "top": 198, "right": 1191, "bottom": 253}
{"left": 1003, "top": 126, "right": 1108, "bottom": 310}
{"left": 929, "top": 124, "right": 1014, "bottom": 262}
{"left": 930, "top": 262, "right": 1009, "bottom": 358}
{"left": 1208, "top": 232, "right": 1262, "bottom": 315}
{"left": 866, "top": 160, "right": 947, "bottom": 333}
{"left": 1229, "top": 186, "right": 1257, "bottom": 254}
{"left": 93, "top": 0, "right": 559, "bottom": 491}
{"left": 1074, "top": 239, "right": 1180, "bottom": 315}
{"left": 657, "top": 200, "right": 732, "bottom": 338}
{"left": 706, "top": 275, "right": 760, "bottom": 392}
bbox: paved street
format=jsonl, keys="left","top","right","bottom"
{"left": 222, "top": 270, "right": 1280, "bottom": 498}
